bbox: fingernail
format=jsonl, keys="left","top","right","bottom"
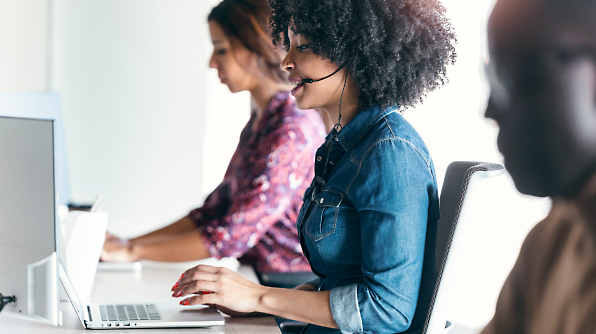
{"left": 179, "top": 273, "right": 185, "bottom": 279}
{"left": 201, "top": 291, "right": 211, "bottom": 295}
{"left": 180, "top": 299, "right": 190, "bottom": 306}
{"left": 175, "top": 290, "right": 183, "bottom": 297}
{"left": 171, "top": 282, "right": 178, "bottom": 291}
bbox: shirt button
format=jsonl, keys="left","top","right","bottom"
{"left": 316, "top": 156, "right": 322, "bottom": 161}
{"left": 320, "top": 198, "right": 324, "bottom": 204}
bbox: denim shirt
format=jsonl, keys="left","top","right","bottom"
{"left": 296, "top": 105, "right": 440, "bottom": 334}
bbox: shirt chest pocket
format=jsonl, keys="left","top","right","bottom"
{"left": 305, "top": 190, "right": 343, "bottom": 242}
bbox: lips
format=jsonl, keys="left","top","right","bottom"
{"left": 289, "top": 77, "right": 304, "bottom": 96}
{"left": 291, "top": 82, "right": 304, "bottom": 95}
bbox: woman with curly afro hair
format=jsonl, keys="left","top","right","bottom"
{"left": 172, "top": 0, "right": 456, "bottom": 333}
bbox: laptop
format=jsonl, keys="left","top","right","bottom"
{"left": 59, "top": 261, "right": 225, "bottom": 330}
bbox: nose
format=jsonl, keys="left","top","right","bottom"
{"left": 281, "top": 49, "right": 294, "bottom": 72}
{"left": 485, "top": 95, "right": 498, "bottom": 120}
{"left": 484, "top": 85, "right": 511, "bottom": 123}
{"left": 209, "top": 51, "right": 217, "bottom": 69}
{"left": 484, "top": 62, "right": 511, "bottom": 121}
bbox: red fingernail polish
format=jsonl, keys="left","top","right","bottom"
{"left": 201, "top": 291, "right": 211, "bottom": 295}
{"left": 180, "top": 300, "right": 189, "bottom": 306}
{"left": 179, "top": 273, "right": 185, "bottom": 279}
{"left": 171, "top": 282, "right": 178, "bottom": 290}
{"left": 176, "top": 290, "right": 183, "bottom": 297}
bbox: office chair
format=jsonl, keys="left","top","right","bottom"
{"left": 422, "top": 161, "right": 504, "bottom": 334}
{"left": 280, "top": 161, "right": 505, "bottom": 334}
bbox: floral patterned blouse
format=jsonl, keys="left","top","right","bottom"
{"left": 188, "top": 91, "right": 325, "bottom": 273}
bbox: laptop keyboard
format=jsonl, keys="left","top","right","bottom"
{"left": 99, "top": 304, "right": 161, "bottom": 321}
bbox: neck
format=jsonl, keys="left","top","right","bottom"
{"left": 571, "top": 169, "right": 596, "bottom": 241}
{"left": 249, "top": 81, "right": 291, "bottom": 119}
{"left": 321, "top": 75, "right": 360, "bottom": 130}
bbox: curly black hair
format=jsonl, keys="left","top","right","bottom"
{"left": 268, "top": 0, "right": 457, "bottom": 110}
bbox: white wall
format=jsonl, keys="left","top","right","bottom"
{"left": 50, "top": 0, "right": 254, "bottom": 237}
{"left": 51, "top": 1, "right": 217, "bottom": 236}
{"left": 0, "top": 0, "right": 48, "bottom": 91}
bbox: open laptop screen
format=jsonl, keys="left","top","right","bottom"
{"left": 59, "top": 260, "right": 87, "bottom": 327}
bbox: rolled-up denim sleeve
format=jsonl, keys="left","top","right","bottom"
{"left": 345, "top": 138, "right": 434, "bottom": 333}
{"left": 330, "top": 284, "right": 363, "bottom": 333}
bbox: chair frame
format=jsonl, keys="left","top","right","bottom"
{"left": 422, "top": 161, "right": 504, "bottom": 334}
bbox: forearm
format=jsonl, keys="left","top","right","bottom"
{"left": 130, "top": 216, "right": 197, "bottom": 245}
{"left": 257, "top": 288, "right": 338, "bottom": 329}
{"left": 132, "top": 230, "right": 211, "bottom": 262}
{"left": 174, "top": 266, "right": 337, "bottom": 329}
{"left": 294, "top": 282, "right": 318, "bottom": 291}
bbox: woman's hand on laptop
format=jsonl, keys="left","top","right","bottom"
{"left": 172, "top": 264, "right": 267, "bottom": 315}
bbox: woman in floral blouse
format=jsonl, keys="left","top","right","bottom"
{"left": 101, "top": 0, "right": 325, "bottom": 274}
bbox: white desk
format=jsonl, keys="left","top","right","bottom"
{"left": 0, "top": 265, "right": 281, "bottom": 334}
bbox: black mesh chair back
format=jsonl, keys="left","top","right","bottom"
{"left": 421, "top": 161, "right": 504, "bottom": 334}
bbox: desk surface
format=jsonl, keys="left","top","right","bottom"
{"left": 0, "top": 264, "right": 281, "bottom": 333}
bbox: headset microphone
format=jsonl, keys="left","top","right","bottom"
{"left": 301, "top": 66, "right": 343, "bottom": 84}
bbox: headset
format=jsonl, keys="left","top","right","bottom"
{"left": 301, "top": 65, "right": 349, "bottom": 193}
{"left": 300, "top": 66, "right": 343, "bottom": 84}
{"left": 301, "top": 66, "right": 348, "bottom": 131}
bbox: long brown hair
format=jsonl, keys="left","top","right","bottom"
{"left": 208, "top": 0, "right": 287, "bottom": 84}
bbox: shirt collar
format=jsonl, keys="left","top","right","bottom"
{"left": 332, "top": 104, "right": 399, "bottom": 151}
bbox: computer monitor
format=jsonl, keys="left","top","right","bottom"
{"left": 0, "top": 116, "right": 60, "bottom": 325}
{"left": 0, "top": 92, "right": 70, "bottom": 206}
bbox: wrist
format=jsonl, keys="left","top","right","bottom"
{"left": 255, "top": 285, "right": 275, "bottom": 314}
{"left": 129, "top": 243, "right": 141, "bottom": 262}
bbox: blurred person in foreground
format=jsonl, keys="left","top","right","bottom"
{"left": 482, "top": 0, "right": 596, "bottom": 332}
{"left": 101, "top": 0, "right": 325, "bottom": 276}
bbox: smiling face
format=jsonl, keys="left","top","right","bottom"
{"left": 208, "top": 20, "right": 258, "bottom": 93}
{"left": 486, "top": 0, "right": 596, "bottom": 197}
{"left": 281, "top": 29, "right": 352, "bottom": 111}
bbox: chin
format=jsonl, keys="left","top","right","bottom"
{"left": 294, "top": 101, "right": 307, "bottom": 110}
{"left": 227, "top": 85, "right": 241, "bottom": 94}
{"left": 511, "top": 177, "right": 552, "bottom": 198}
{"left": 293, "top": 97, "right": 311, "bottom": 110}
{"left": 505, "top": 158, "right": 558, "bottom": 198}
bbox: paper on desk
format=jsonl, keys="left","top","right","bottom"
{"left": 140, "top": 257, "right": 240, "bottom": 272}
{"left": 63, "top": 211, "right": 108, "bottom": 303}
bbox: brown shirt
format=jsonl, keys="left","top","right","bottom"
{"left": 482, "top": 173, "right": 596, "bottom": 334}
